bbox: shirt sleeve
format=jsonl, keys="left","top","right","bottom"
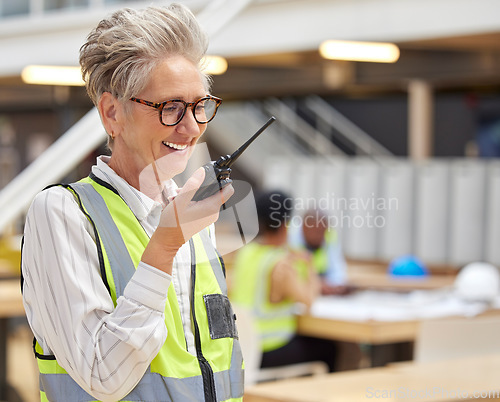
{"left": 21, "top": 186, "right": 171, "bottom": 402}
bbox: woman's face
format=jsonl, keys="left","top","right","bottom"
{"left": 112, "top": 55, "right": 208, "bottom": 185}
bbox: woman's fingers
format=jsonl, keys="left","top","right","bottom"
{"left": 158, "top": 167, "right": 234, "bottom": 243}
{"left": 219, "top": 182, "right": 235, "bottom": 204}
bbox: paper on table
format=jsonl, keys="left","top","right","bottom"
{"left": 310, "top": 289, "right": 491, "bottom": 322}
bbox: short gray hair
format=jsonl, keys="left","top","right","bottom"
{"left": 79, "top": 3, "right": 210, "bottom": 106}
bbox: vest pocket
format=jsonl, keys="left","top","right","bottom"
{"left": 203, "top": 294, "right": 238, "bottom": 340}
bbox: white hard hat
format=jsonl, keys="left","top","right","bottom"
{"left": 454, "top": 262, "right": 500, "bottom": 303}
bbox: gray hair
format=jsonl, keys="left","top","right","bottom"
{"left": 79, "top": 3, "right": 210, "bottom": 107}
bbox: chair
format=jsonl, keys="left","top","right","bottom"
{"left": 414, "top": 314, "right": 500, "bottom": 363}
{"left": 233, "top": 305, "right": 328, "bottom": 386}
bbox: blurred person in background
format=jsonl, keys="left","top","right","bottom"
{"left": 289, "top": 208, "right": 351, "bottom": 295}
{"left": 229, "top": 190, "right": 337, "bottom": 372}
{"left": 21, "top": 4, "right": 243, "bottom": 401}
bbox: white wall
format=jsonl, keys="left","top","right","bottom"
{"left": 263, "top": 155, "right": 500, "bottom": 267}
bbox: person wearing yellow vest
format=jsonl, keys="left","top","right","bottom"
{"left": 229, "top": 191, "right": 337, "bottom": 372}
{"left": 288, "top": 209, "right": 352, "bottom": 295}
{"left": 21, "top": 4, "right": 243, "bottom": 401}
{"left": 287, "top": 209, "right": 363, "bottom": 372}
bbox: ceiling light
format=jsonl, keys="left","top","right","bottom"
{"left": 21, "top": 65, "right": 85, "bottom": 86}
{"left": 319, "top": 40, "right": 400, "bottom": 63}
{"left": 202, "top": 55, "right": 228, "bottom": 75}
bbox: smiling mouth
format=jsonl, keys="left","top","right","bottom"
{"left": 162, "top": 141, "right": 188, "bottom": 150}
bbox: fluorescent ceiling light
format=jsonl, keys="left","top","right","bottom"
{"left": 21, "top": 65, "right": 85, "bottom": 86}
{"left": 202, "top": 55, "right": 228, "bottom": 75}
{"left": 319, "top": 40, "right": 400, "bottom": 63}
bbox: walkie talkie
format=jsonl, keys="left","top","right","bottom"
{"left": 192, "top": 116, "right": 276, "bottom": 201}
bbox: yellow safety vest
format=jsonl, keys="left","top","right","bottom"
{"left": 230, "top": 243, "right": 306, "bottom": 353}
{"left": 32, "top": 176, "right": 244, "bottom": 402}
{"left": 310, "top": 230, "right": 336, "bottom": 276}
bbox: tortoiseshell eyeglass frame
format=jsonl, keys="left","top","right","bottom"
{"left": 129, "top": 95, "right": 222, "bottom": 126}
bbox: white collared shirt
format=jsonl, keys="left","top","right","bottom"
{"left": 21, "top": 156, "right": 208, "bottom": 401}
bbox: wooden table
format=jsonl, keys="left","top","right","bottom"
{"left": 298, "top": 297, "right": 500, "bottom": 345}
{"left": 244, "top": 353, "right": 500, "bottom": 402}
{"left": 297, "top": 314, "right": 419, "bottom": 344}
{"left": 0, "top": 279, "right": 24, "bottom": 317}
{"left": 347, "top": 271, "right": 456, "bottom": 291}
{"left": 297, "top": 314, "right": 418, "bottom": 366}
{"left": 297, "top": 302, "right": 500, "bottom": 367}
{"left": 0, "top": 279, "right": 25, "bottom": 401}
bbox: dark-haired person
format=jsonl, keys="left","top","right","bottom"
{"left": 229, "top": 190, "right": 337, "bottom": 372}
{"left": 21, "top": 4, "right": 243, "bottom": 401}
{"left": 289, "top": 208, "right": 351, "bottom": 295}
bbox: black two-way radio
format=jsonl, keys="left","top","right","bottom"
{"left": 192, "top": 116, "right": 276, "bottom": 201}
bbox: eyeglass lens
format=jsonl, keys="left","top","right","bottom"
{"left": 162, "top": 98, "right": 218, "bottom": 125}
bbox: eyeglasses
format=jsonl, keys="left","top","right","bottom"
{"left": 129, "top": 95, "right": 222, "bottom": 126}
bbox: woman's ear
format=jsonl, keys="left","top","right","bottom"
{"left": 98, "top": 92, "right": 123, "bottom": 139}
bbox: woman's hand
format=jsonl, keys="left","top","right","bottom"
{"left": 141, "top": 167, "right": 234, "bottom": 274}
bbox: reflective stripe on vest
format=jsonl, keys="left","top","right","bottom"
{"left": 36, "top": 179, "right": 243, "bottom": 402}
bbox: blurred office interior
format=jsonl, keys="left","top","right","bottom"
{"left": 1, "top": 1, "right": 500, "bottom": 400}
{"left": 2, "top": 0, "right": 500, "bottom": 267}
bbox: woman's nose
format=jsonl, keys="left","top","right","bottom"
{"left": 177, "top": 106, "right": 202, "bottom": 133}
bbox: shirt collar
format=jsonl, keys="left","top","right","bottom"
{"left": 91, "top": 155, "right": 178, "bottom": 222}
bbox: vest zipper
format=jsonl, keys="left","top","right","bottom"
{"left": 198, "top": 355, "right": 217, "bottom": 402}
{"left": 189, "top": 239, "right": 217, "bottom": 402}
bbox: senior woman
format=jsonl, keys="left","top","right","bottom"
{"left": 21, "top": 4, "right": 243, "bottom": 402}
